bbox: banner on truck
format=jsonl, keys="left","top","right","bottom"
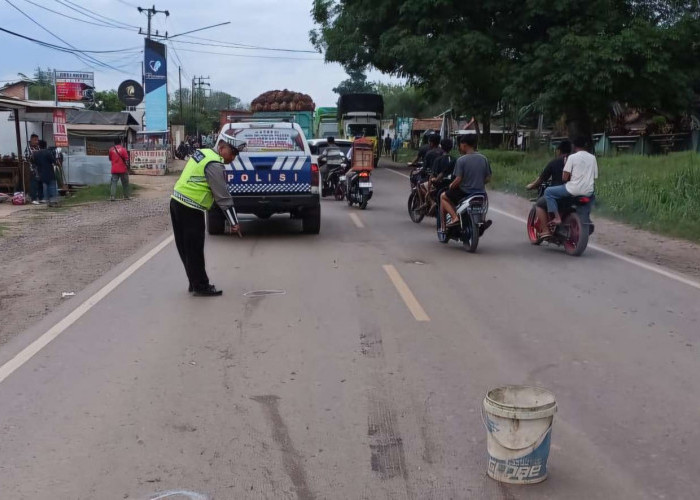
{"left": 144, "top": 39, "right": 167, "bottom": 131}
{"left": 129, "top": 149, "right": 167, "bottom": 176}
{"left": 53, "top": 109, "right": 68, "bottom": 147}
{"left": 55, "top": 71, "right": 95, "bottom": 103}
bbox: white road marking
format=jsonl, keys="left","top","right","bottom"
{"left": 383, "top": 264, "right": 431, "bottom": 322}
{"left": 0, "top": 235, "right": 175, "bottom": 386}
{"left": 349, "top": 213, "right": 365, "bottom": 228}
{"left": 385, "top": 168, "right": 410, "bottom": 179}
{"left": 385, "top": 168, "right": 700, "bottom": 291}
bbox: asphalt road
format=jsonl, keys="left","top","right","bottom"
{"left": 0, "top": 165, "right": 698, "bottom": 500}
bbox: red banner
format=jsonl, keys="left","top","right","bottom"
{"left": 53, "top": 110, "right": 68, "bottom": 147}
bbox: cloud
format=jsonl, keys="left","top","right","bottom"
{"left": 1, "top": 0, "right": 403, "bottom": 106}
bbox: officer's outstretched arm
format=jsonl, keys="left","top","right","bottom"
{"left": 205, "top": 162, "right": 242, "bottom": 236}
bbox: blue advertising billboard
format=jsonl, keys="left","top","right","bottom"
{"left": 144, "top": 39, "right": 167, "bottom": 131}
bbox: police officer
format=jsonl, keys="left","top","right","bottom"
{"left": 170, "top": 139, "right": 242, "bottom": 296}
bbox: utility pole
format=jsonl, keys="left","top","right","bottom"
{"left": 192, "top": 76, "right": 210, "bottom": 140}
{"left": 178, "top": 66, "right": 183, "bottom": 119}
{"left": 137, "top": 5, "right": 170, "bottom": 39}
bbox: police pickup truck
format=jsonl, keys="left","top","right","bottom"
{"left": 207, "top": 121, "right": 321, "bottom": 234}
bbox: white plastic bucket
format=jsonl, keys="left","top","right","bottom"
{"left": 483, "top": 385, "right": 557, "bottom": 484}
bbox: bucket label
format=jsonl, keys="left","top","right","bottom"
{"left": 487, "top": 429, "right": 551, "bottom": 482}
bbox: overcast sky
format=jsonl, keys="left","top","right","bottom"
{"left": 0, "top": 0, "right": 401, "bottom": 106}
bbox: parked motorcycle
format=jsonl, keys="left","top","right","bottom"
{"left": 436, "top": 190, "right": 491, "bottom": 252}
{"left": 526, "top": 183, "right": 595, "bottom": 256}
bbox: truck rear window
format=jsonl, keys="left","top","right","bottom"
{"left": 222, "top": 127, "right": 305, "bottom": 152}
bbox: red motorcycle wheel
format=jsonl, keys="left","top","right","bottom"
{"left": 527, "top": 207, "right": 542, "bottom": 245}
{"left": 563, "top": 213, "right": 589, "bottom": 256}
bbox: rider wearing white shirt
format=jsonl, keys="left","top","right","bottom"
{"left": 563, "top": 149, "right": 598, "bottom": 196}
{"left": 543, "top": 136, "right": 598, "bottom": 233}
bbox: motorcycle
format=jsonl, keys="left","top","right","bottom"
{"left": 436, "top": 190, "right": 491, "bottom": 253}
{"left": 346, "top": 170, "right": 373, "bottom": 209}
{"left": 526, "top": 183, "right": 595, "bottom": 256}
{"left": 407, "top": 162, "right": 429, "bottom": 222}
{"left": 346, "top": 138, "right": 375, "bottom": 210}
{"left": 321, "top": 158, "right": 347, "bottom": 201}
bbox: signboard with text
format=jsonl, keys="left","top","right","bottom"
{"left": 55, "top": 71, "right": 95, "bottom": 103}
{"left": 53, "top": 109, "right": 68, "bottom": 147}
{"left": 129, "top": 149, "right": 167, "bottom": 176}
{"left": 144, "top": 39, "right": 168, "bottom": 131}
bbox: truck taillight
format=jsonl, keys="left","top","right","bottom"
{"left": 311, "top": 163, "right": 320, "bottom": 186}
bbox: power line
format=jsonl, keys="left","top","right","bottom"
{"left": 173, "top": 47, "right": 324, "bottom": 61}
{"left": 60, "top": 0, "right": 139, "bottom": 29}
{"left": 0, "top": 27, "right": 140, "bottom": 53}
{"left": 170, "top": 38, "right": 318, "bottom": 54}
{"left": 53, "top": 0, "right": 135, "bottom": 31}
{"left": 22, "top": 0, "right": 131, "bottom": 29}
{"left": 3, "top": 0, "right": 118, "bottom": 70}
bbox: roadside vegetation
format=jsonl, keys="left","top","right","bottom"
{"left": 61, "top": 184, "right": 140, "bottom": 206}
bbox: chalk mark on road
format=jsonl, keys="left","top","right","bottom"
{"left": 386, "top": 168, "right": 700, "bottom": 292}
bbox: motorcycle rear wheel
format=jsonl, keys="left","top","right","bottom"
{"left": 527, "top": 207, "right": 542, "bottom": 245}
{"left": 462, "top": 215, "right": 479, "bottom": 253}
{"left": 408, "top": 192, "right": 425, "bottom": 223}
{"left": 563, "top": 213, "right": 589, "bottom": 256}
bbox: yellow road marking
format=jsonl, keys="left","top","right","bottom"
{"left": 382, "top": 265, "right": 430, "bottom": 322}
{"left": 349, "top": 213, "right": 365, "bottom": 228}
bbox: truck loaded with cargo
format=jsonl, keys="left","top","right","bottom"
{"left": 337, "top": 93, "right": 384, "bottom": 163}
{"left": 249, "top": 90, "right": 315, "bottom": 140}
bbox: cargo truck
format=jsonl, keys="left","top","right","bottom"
{"left": 313, "top": 107, "right": 339, "bottom": 138}
{"left": 337, "top": 93, "right": 384, "bottom": 162}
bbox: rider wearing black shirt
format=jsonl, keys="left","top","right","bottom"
{"left": 526, "top": 139, "right": 572, "bottom": 233}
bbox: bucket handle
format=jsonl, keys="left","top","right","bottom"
{"left": 481, "top": 406, "right": 552, "bottom": 452}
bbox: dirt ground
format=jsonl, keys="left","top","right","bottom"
{"left": 1, "top": 159, "right": 699, "bottom": 348}
{"left": 0, "top": 163, "right": 184, "bottom": 347}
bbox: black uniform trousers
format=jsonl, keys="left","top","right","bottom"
{"left": 170, "top": 198, "right": 209, "bottom": 291}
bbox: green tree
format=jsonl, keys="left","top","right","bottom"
{"left": 169, "top": 88, "right": 245, "bottom": 134}
{"left": 22, "top": 67, "right": 55, "bottom": 100}
{"left": 93, "top": 90, "right": 123, "bottom": 112}
{"left": 375, "top": 82, "right": 448, "bottom": 118}
{"left": 311, "top": 0, "right": 700, "bottom": 144}
{"left": 333, "top": 68, "right": 376, "bottom": 95}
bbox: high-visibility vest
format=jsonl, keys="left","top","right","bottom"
{"left": 171, "top": 149, "right": 222, "bottom": 210}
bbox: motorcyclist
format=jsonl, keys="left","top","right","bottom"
{"left": 440, "top": 134, "right": 492, "bottom": 231}
{"left": 418, "top": 134, "right": 442, "bottom": 208}
{"left": 318, "top": 136, "right": 344, "bottom": 187}
{"left": 526, "top": 140, "right": 571, "bottom": 237}
{"left": 425, "top": 139, "right": 455, "bottom": 213}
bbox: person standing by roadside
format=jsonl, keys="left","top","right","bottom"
{"left": 391, "top": 135, "right": 402, "bottom": 162}
{"left": 384, "top": 134, "right": 392, "bottom": 157}
{"left": 108, "top": 138, "right": 130, "bottom": 201}
{"left": 24, "top": 133, "right": 42, "bottom": 204}
{"left": 32, "top": 141, "right": 59, "bottom": 206}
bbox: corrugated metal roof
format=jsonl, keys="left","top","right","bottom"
{"left": 67, "top": 109, "right": 138, "bottom": 126}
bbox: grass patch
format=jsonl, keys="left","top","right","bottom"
{"left": 487, "top": 150, "right": 700, "bottom": 242}
{"left": 0, "top": 223, "right": 6, "bottom": 237}
{"left": 61, "top": 184, "right": 141, "bottom": 206}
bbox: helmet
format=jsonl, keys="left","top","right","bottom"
{"left": 218, "top": 135, "right": 247, "bottom": 153}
